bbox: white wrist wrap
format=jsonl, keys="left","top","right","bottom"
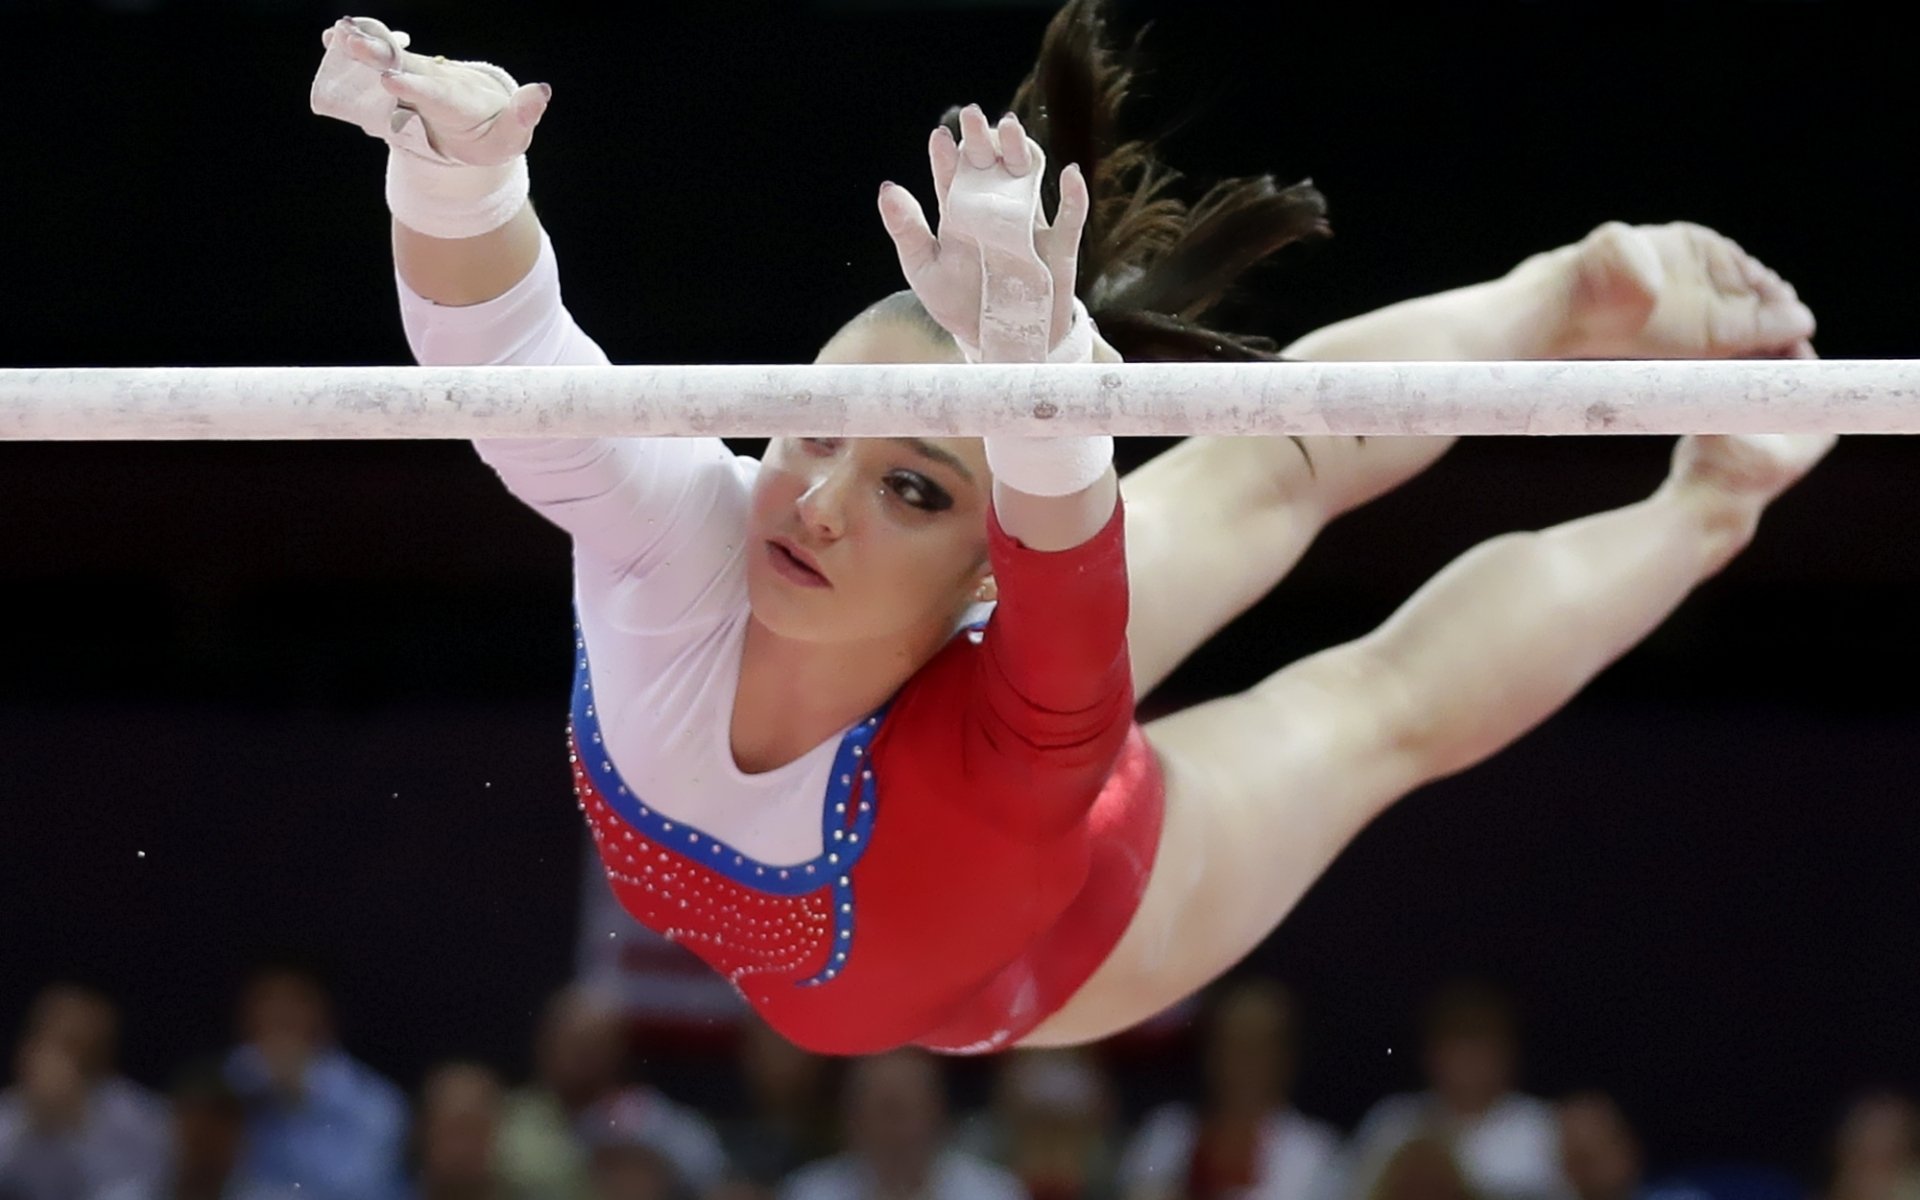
{"left": 985, "top": 432, "right": 1115, "bottom": 498}
{"left": 1044, "top": 295, "right": 1097, "bottom": 365}
{"left": 979, "top": 298, "right": 1110, "bottom": 497}
{"left": 385, "top": 148, "right": 530, "bottom": 239}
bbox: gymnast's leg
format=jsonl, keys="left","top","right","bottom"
{"left": 1120, "top": 222, "right": 1818, "bottom": 699}
{"left": 1031, "top": 431, "right": 1833, "bottom": 1045}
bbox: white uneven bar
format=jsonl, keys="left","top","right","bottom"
{"left": 1, "top": 361, "right": 1916, "bottom": 440}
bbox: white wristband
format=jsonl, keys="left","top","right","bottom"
{"left": 385, "top": 147, "right": 530, "bottom": 240}
{"left": 1046, "top": 296, "right": 1097, "bottom": 365}
{"left": 985, "top": 433, "right": 1115, "bottom": 498}
{"left": 978, "top": 298, "right": 1110, "bottom": 496}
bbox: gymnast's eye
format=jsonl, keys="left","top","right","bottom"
{"left": 885, "top": 470, "right": 952, "bottom": 513}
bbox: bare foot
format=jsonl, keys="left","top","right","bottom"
{"left": 1666, "top": 432, "right": 1835, "bottom": 568}
{"left": 1549, "top": 222, "right": 1817, "bottom": 359}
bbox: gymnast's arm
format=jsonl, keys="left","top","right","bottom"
{"left": 879, "top": 108, "right": 1132, "bottom": 825}
{"left": 398, "top": 221, "right": 745, "bottom": 578}
{"left": 310, "top": 19, "right": 739, "bottom": 572}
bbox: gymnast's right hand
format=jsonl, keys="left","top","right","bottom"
{"left": 312, "top": 17, "right": 552, "bottom": 166}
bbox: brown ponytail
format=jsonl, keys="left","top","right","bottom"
{"left": 941, "top": 0, "right": 1328, "bottom": 363}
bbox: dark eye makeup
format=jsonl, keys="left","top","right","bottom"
{"left": 797, "top": 439, "right": 956, "bottom": 514}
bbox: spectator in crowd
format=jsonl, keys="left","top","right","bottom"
{"left": 580, "top": 1089, "right": 727, "bottom": 1199}
{"left": 588, "top": 1132, "right": 684, "bottom": 1200}
{"left": 1348, "top": 982, "right": 1569, "bottom": 1200}
{"left": 719, "top": 1017, "right": 837, "bottom": 1190}
{"left": 99, "top": 1061, "right": 295, "bottom": 1200}
{"left": 1558, "top": 1093, "right": 1659, "bottom": 1200}
{"left": 499, "top": 988, "right": 724, "bottom": 1200}
{"left": 223, "top": 961, "right": 408, "bottom": 1200}
{"left": 779, "top": 1050, "right": 1025, "bottom": 1200}
{"left": 1826, "top": 1094, "right": 1920, "bottom": 1200}
{"left": 1119, "top": 981, "right": 1339, "bottom": 1200}
{"left": 499, "top": 987, "right": 628, "bottom": 1200}
{"left": 1369, "top": 1138, "right": 1481, "bottom": 1200}
{"left": 1558, "top": 1092, "right": 1790, "bottom": 1200}
{"left": 415, "top": 1063, "right": 516, "bottom": 1200}
{"left": 0, "top": 983, "right": 169, "bottom": 1200}
{"left": 959, "top": 1049, "right": 1119, "bottom": 1200}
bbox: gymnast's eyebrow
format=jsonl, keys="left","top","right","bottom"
{"left": 892, "top": 438, "right": 975, "bottom": 485}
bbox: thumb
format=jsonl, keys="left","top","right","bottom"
{"left": 878, "top": 182, "right": 939, "bottom": 283}
{"left": 507, "top": 81, "right": 553, "bottom": 130}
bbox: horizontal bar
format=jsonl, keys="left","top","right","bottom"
{"left": 1, "top": 361, "right": 1915, "bottom": 440}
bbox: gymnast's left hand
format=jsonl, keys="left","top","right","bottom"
{"left": 877, "top": 106, "right": 1090, "bottom": 357}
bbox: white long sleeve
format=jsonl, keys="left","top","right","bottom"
{"left": 397, "top": 228, "right": 755, "bottom": 628}
{"left": 393, "top": 229, "right": 835, "bottom": 865}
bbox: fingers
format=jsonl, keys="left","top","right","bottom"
{"left": 999, "top": 113, "right": 1033, "bottom": 175}
{"left": 1043, "top": 163, "right": 1090, "bottom": 349}
{"left": 330, "top": 17, "right": 404, "bottom": 71}
{"left": 929, "top": 125, "right": 959, "bottom": 221}
{"left": 505, "top": 81, "right": 553, "bottom": 132}
{"left": 1050, "top": 162, "right": 1091, "bottom": 249}
{"left": 958, "top": 104, "right": 998, "bottom": 170}
{"left": 878, "top": 182, "right": 940, "bottom": 283}
{"left": 379, "top": 68, "right": 466, "bottom": 112}
{"left": 949, "top": 104, "right": 1045, "bottom": 177}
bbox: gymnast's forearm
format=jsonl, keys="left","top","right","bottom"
{"left": 1366, "top": 481, "right": 1747, "bottom": 781}
{"left": 309, "top": 18, "right": 553, "bottom": 306}
{"left": 393, "top": 202, "right": 543, "bottom": 308}
{"left": 992, "top": 315, "right": 1124, "bottom": 548}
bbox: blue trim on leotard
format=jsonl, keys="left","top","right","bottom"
{"left": 569, "top": 623, "right": 883, "bottom": 985}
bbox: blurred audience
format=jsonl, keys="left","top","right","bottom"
{"left": 0, "top": 983, "right": 169, "bottom": 1200}
{"left": 500, "top": 988, "right": 724, "bottom": 1200}
{"left": 1347, "top": 982, "right": 1568, "bottom": 1200}
{"left": 499, "top": 987, "right": 627, "bottom": 1200}
{"left": 588, "top": 1136, "right": 683, "bottom": 1200}
{"left": 1826, "top": 1094, "right": 1920, "bottom": 1200}
{"left": 719, "top": 1018, "right": 837, "bottom": 1190}
{"left": 581, "top": 1089, "right": 726, "bottom": 1198}
{"left": 1559, "top": 1091, "right": 1799, "bottom": 1200}
{"left": 415, "top": 1063, "right": 515, "bottom": 1200}
{"left": 778, "top": 1050, "right": 1024, "bottom": 1200}
{"left": 99, "top": 1061, "right": 295, "bottom": 1200}
{"left": 959, "top": 1049, "right": 1120, "bottom": 1200}
{"left": 1558, "top": 1093, "right": 1656, "bottom": 1200}
{"left": 1369, "top": 1137, "right": 1480, "bottom": 1200}
{"left": 1121, "top": 982, "right": 1339, "bottom": 1200}
{"left": 223, "top": 962, "right": 409, "bottom": 1200}
{"left": 9, "top": 968, "right": 1920, "bottom": 1200}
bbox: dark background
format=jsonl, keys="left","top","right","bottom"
{"left": 3, "top": 0, "right": 1918, "bottom": 1179}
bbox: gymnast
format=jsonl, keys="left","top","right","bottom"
{"left": 309, "top": 0, "right": 1828, "bottom": 1055}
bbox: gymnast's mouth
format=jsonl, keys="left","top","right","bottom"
{"left": 766, "top": 538, "right": 832, "bottom": 588}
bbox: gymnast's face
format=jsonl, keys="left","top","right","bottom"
{"left": 746, "top": 318, "right": 990, "bottom": 646}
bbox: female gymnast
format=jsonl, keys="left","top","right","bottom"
{"left": 310, "top": 1, "right": 1829, "bottom": 1056}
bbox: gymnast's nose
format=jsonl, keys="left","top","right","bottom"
{"left": 795, "top": 462, "right": 852, "bottom": 542}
